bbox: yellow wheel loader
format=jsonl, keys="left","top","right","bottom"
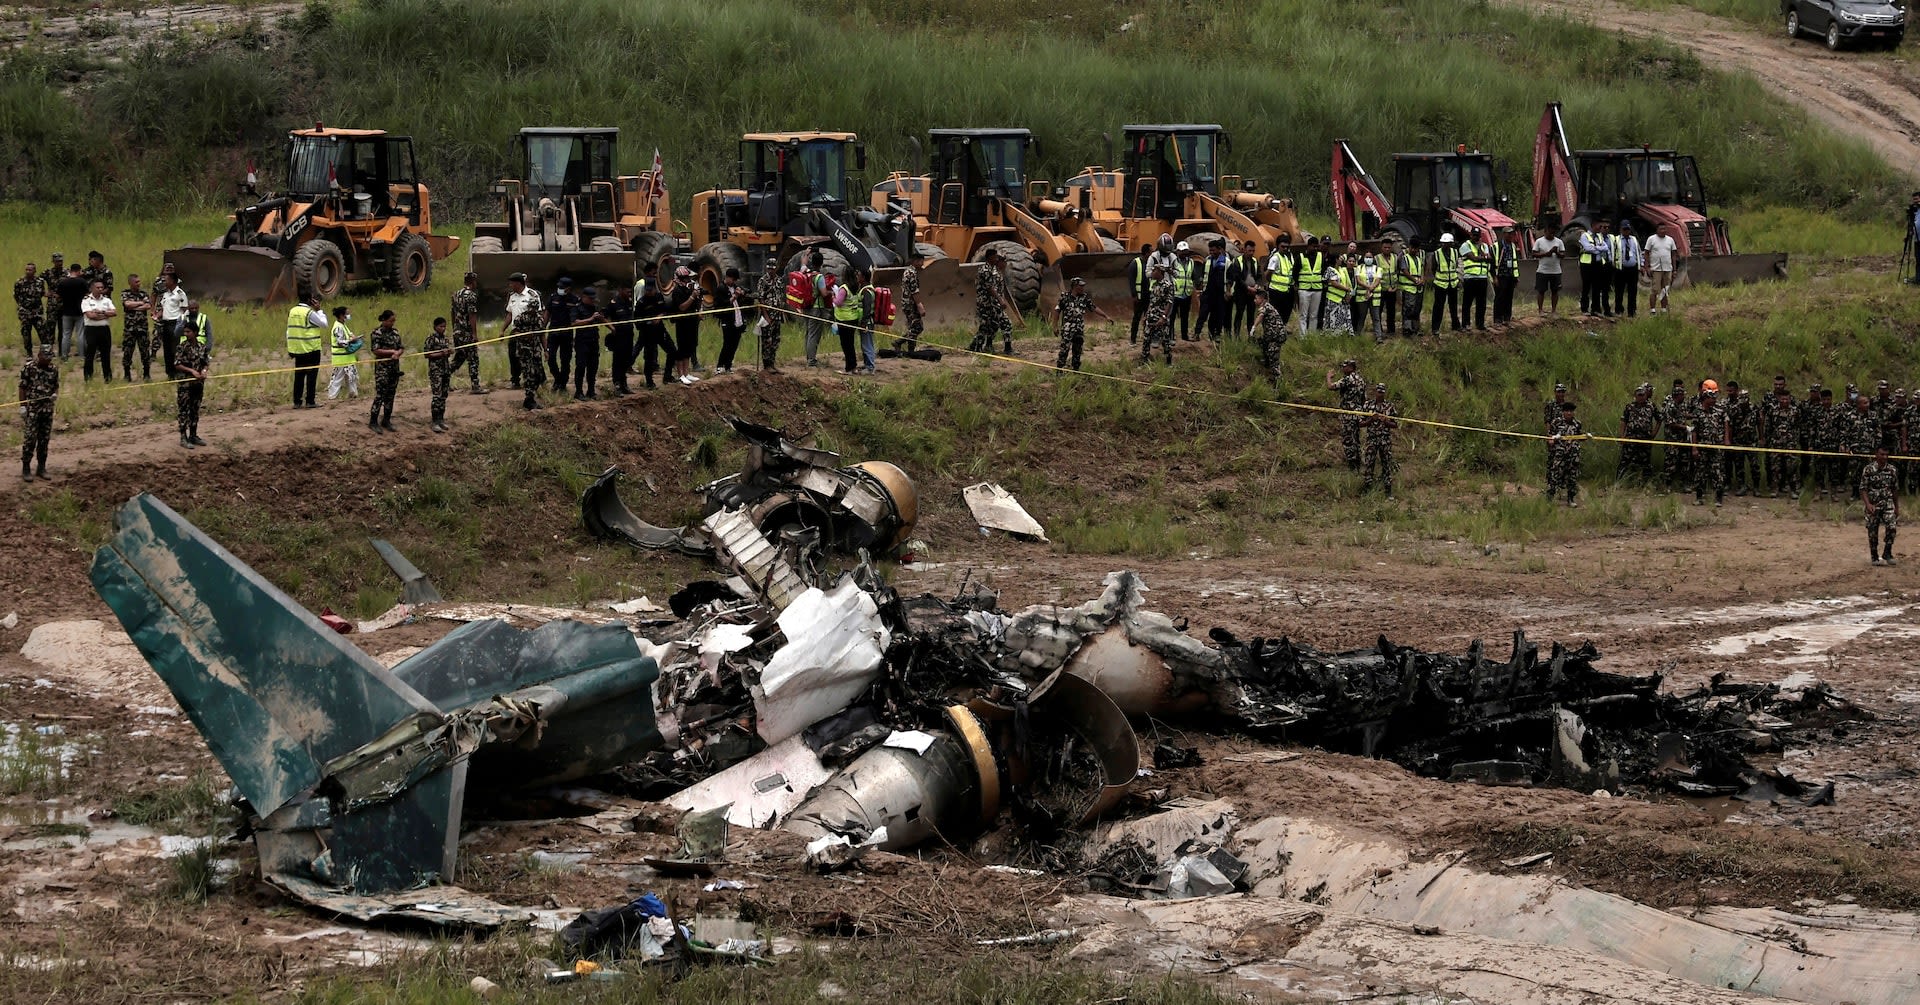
{"left": 164, "top": 126, "right": 460, "bottom": 304}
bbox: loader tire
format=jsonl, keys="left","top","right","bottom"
{"left": 786, "top": 247, "right": 851, "bottom": 286}
{"left": 694, "top": 241, "right": 750, "bottom": 300}
{"left": 1100, "top": 237, "right": 1125, "bottom": 253}
{"left": 974, "top": 240, "right": 1040, "bottom": 314}
{"left": 912, "top": 242, "right": 948, "bottom": 262}
{"left": 292, "top": 238, "right": 346, "bottom": 301}
{"left": 588, "top": 236, "right": 624, "bottom": 253}
{"left": 384, "top": 232, "right": 433, "bottom": 294}
{"left": 469, "top": 236, "right": 504, "bottom": 255}
{"left": 631, "top": 231, "right": 679, "bottom": 274}
{"left": 1181, "top": 231, "right": 1226, "bottom": 258}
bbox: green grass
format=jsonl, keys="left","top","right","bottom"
{"left": 164, "top": 841, "right": 217, "bottom": 904}
{"left": 112, "top": 770, "right": 224, "bottom": 832}
{"left": 0, "top": 728, "right": 68, "bottom": 797}
{"left": 0, "top": 0, "right": 1901, "bottom": 221}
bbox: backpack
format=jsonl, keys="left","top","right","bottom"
{"left": 815, "top": 270, "right": 837, "bottom": 306}
{"left": 873, "top": 286, "right": 896, "bottom": 327}
{"left": 785, "top": 270, "right": 814, "bottom": 309}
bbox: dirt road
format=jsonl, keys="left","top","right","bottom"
{"left": 1518, "top": 0, "right": 1920, "bottom": 178}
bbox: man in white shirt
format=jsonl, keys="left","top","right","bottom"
{"left": 1643, "top": 229, "right": 1678, "bottom": 314}
{"left": 79, "top": 280, "right": 116, "bottom": 383}
{"left": 156, "top": 273, "right": 189, "bottom": 376}
{"left": 506, "top": 273, "right": 547, "bottom": 410}
{"left": 1531, "top": 233, "right": 1564, "bottom": 315}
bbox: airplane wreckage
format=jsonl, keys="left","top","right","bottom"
{"left": 89, "top": 421, "right": 1866, "bottom": 926}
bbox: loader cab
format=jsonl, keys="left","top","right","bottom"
{"left": 925, "top": 128, "right": 1031, "bottom": 228}
{"left": 1389, "top": 150, "right": 1500, "bottom": 243}
{"left": 284, "top": 128, "right": 422, "bottom": 225}
{"left": 739, "top": 132, "right": 861, "bottom": 231}
{"left": 1574, "top": 148, "right": 1709, "bottom": 218}
{"left": 514, "top": 127, "right": 619, "bottom": 223}
{"left": 1122, "top": 124, "right": 1224, "bottom": 220}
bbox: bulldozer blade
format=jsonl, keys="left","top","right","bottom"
{"left": 470, "top": 250, "right": 637, "bottom": 317}
{"left": 1678, "top": 252, "right": 1788, "bottom": 289}
{"left": 164, "top": 245, "right": 296, "bottom": 306}
{"left": 874, "top": 258, "right": 984, "bottom": 332}
{"left": 1050, "top": 251, "right": 1140, "bottom": 316}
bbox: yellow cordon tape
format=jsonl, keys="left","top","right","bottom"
{"left": 9, "top": 297, "right": 1913, "bottom": 466}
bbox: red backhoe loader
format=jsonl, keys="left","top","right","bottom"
{"left": 1330, "top": 139, "right": 1524, "bottom": 252}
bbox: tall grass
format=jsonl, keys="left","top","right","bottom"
{"left": 0, "top": 0, "right": 1901, "bottom": 219}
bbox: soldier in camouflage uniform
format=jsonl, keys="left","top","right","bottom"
{"left": 120, "top": 274, "right": 153, "bottom": 381}
{"left": 1884, "top": 388, "right": 1910, "bottom": 494}
{"left": 1327, "top": 358, "right": 1367, "bottom": 472}
{"left": 1691, "top": 380, "right": 1728, "bottom": 507}
{"left": 507, "top": 274, "right": 547, "bottom": 410}
{"left": 1543, "top": 383, "right": 1569, "bottom": 490}
{"left": 175, "top": 320, "right": 208, "bottom": 448}
{"left": 38, "top": 254, "right": 62, "bottom": 352}
{"left": 17, "top": 342, "right": 56, "bottom": 480}
{"left": 756, "top": 260, "right": 785, "bottom": 371}
{"left": 1360, "top": 382, "right": 1398, "bottom": 497}
{"left": 1617, "top": 383, "right": 1658, "bottom": 481}
{"left": 1725, "top": 383, "right": 1760, "bottom": 496}
{"left": 1139, "top": 263, "right": 1175, "bottom": 364}
{"left": 424, "top": 316, "right": 453, "bottom": 433}
{"left": 1661, "top": 379, "right": 1692, "bottom": 490}
{"left": 1759, "top": 376, "right": 1792, "bottom": 495}
{"left": 14, "top": 263, "right": 42, "bottom": 357}
{"left": 367, "top": 310, "right": 404, "bottom": 432}
{"left": 1252, "top": 287, "right": 1288, "bottom": 382}
{"left": 80, "top": 251, "right": 112, "bottom": 302}
{"left": 1797, "top": 385, "right": 1823, "bottom": 493}
{"left": 1050, "top": 277, "right": 1109, "bottom": 371}
{"left": 1862, "top": 446, "right": 1900, "bottom": 565}
{"left": 1810, "top": 388, "right": 1842, "bottom": 499}
{"left": 449, "top": 273, "right": 484, "bottom": 393}
{"left": 1841, "top": 393, "right": 1881, "bottom": 501}
{"left": 1547, "top": 401, "right": 1585, "bottom": 506}
{"left": 1764, "top": 387, "right": 1799, "bottom": 497}
{"left": 971, "top": 248, "right": 1022, "bottom": 355}
{"left": 894, "top": 257, "right": 926, "bottom": 354}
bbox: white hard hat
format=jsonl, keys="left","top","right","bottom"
{"left": 1439, "top": 233, "right": 1455, "bottom": 244}
{"left": 1176, "top": 241, "right": 1190, "bottom": 252}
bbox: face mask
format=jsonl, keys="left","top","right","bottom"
{"left": 343, "top": 313, "right": 352, "bottom": 322}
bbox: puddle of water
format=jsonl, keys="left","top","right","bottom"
{"left": 1700, "top": 607, "right": 1916, "bottom": 660}
{"left": 0, "top": 803, "right": 164, "bottom": 851}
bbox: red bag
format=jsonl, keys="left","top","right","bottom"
{"left": 785, "top": 270, "right": 814, "bottom": 309}
{"left": 873, "top": 286, "right": 896, "bottom": 327}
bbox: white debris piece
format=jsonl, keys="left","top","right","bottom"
{"left": 962, "top": 482, "right": 1048, "bottom": 541}
{"left": 752, "top": 581, "right": 891, "bottom": 745}
{"left": 666, "top": 735, "right": 836, "bottom": 829}
{"left": 881, "top": 730, "right": 937, "bottom": 755}
{"left": 609, "top": 597, "right": 662, "bottom": 615}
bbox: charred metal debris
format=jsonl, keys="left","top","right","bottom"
{"left": 89, "top": 432, "right": 1866, "bottom": 918}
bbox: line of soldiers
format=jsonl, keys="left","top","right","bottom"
{"left": 15, "top": 253, "right": 204, "bottom": 382}
{"left": 1601, "top": 375, "right": 1919, "bottom": 507}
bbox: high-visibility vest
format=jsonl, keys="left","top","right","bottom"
{"left": 832, "top": 286, "right": 872, "bottom": 323}
{"left": 1394, "top": 252, "right": 1421, "bottom": 293}
{"left": 1172, "top": 260, "right": 1195, "bottom": 297}
{"left": 1296, "top": 252, "right": 1325, "bottom": 291}
{"left": 1431, "top": 249, "right": 1461, "bottom": 289}
{"left": 1496, "top": 241, "right": 1520, "bottom": 277}
{"left": 1579, "top": 234, "right": 1598, "bottom": 265}
{"left": 1460, "top": 241, "right": 1490, "bottom": 280}
{"left": 1266, "top": 253, "right": 1294, "bottom": 292}
{"left": 285, "top": 304, "right": 322, "bottom": 354}
{"left": 330, "top": 323, "right": 357, "bottom": 367}
{"left": 1131, "top": 258, "right": 1149, "bottom": 297}
{"left": 1325, "top": 266, "right": 1352, "bottom": 305}
{"left": 1354, "top": 265, "right": 1381, "bottom": 304}
{"left": 1609, "top": 234, "right": 1626, "bottom": 268}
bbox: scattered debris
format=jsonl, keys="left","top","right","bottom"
{"left": 371, "top": 539, "right": 444, "bottom": 604}
{"left": 961, "top": 482, "right": 1047, "bottom": 541}
{"left": 1501, "top": 853, "right": 1554, "bottom": 869}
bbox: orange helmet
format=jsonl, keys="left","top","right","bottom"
{"left": 1701, "top": 379, "right": 1719, "bottom": 393}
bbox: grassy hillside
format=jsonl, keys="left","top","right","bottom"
{"left": 0, "top": 0, "right": 1901, "bottom": 219}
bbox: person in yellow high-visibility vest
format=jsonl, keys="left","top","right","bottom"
{"left": 1171, "top": 242, "right": 1197, "bottom": 341}
{"left": 1458, "top": 232, "right": 1491, "bottom": 332}
{"left": 1395, "top": 238, "right": 1425, "bottom": 336}
{"left": 285, "top": 292, "right": 327, "bottom": 409}
{"left": 1428, "top": 234, "right": 1462, "bottom": 336}
{"left": 1265, "top": 234, "right": 1297, "bottom": 328}
{"left": 1295, "top": 236, "right": 1327, "bottom": 334}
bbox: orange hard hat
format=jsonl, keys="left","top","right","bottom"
{"left": 1701, "top": 379, "right": 1719, "bottom": 393}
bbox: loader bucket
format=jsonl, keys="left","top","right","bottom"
{"left": 1050, "top": 251, "right": 1140, "bottom": 316}
{"left": 874, "top": 258, "right": 984, "bottom": 332}
{"left": 1678, "top": 252, "right": 1788, "bottom": 289}
{"left": 470, "top": 249, "right": 637, "bottom": 317}
{"left": 163, "top": 245, "right": 296, "bottom": 306}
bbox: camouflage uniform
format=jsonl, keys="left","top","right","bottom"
{"left": 1763, "top": 396, "right": 1799, "bottom": 496}
{"left": 175, "top": 335, "right": 207, "bottom": 440}
{"left": 1692, "top": 398, "right": 1728, "bottom": 504}
{"left": 449, "top": 287, "right": 482, "bottom": 390}
{"left": 37, "top": 268, "right": 60, "bottom": 350}
{"left": 510, "top": 287, "right": 547, "bottom": 409}
{"left": 756, "top": 270, "right": 785, "bottom": 369}
{"left": 17, "top": 354, "right": 56, "bottom": 477}
{"left": 1253, "top": 301, "right": 1288, "bottom": 380}
{"left": 13, "top": 275, "right": 43, "bottom": 356}
{"left": 1661, "top": 390, "right": 1693, "bottom": 489}
{"left": 1139, "top": 275, "right": 1175, "bottom": 363}
{"left": 1617, "top": 398, "right": 1658, "bottom": 480}
{"left": 425, "top": 329, "right": 452, "bottom": 426}
{"left": 369, "top": 325, "right": 403, "bottom": 428}
{"left": 1336, "top": 370, "right": 1367, "bottom": 472}
{"left": 81, "top": 265, "right": 113, "bottom": 301}
{"left": 1361, "top": 396, "right": 1398, "bottom": 495}
{"left": 1547, "top": 414, "right": 1584, "bottom": 503}
{"left": 1843, "top": 407, "right": 1881, "bottom": 501}
{"left": 897, "top": 265, "right": 924, "bottom": 352}
{"left": 1811, "top": 401, "right": 1842, "bottom": 498}
{"left": 1054, "top": 290, "right": 1093, "bottom": 370}
{"left": 971, "top": 264, "right": 1013, "bottom": 354}
{"left": 1862, "top": 459, "right": 1899, "bottom": 562}
{"left": 1726, "top": 393, "right": 1760, "bottom": 495}
{"left": 120, "top": 286, "right": 153, "bottom": 381}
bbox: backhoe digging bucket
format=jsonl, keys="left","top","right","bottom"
{"left": 874, "top": 259, "right": 983, "bottom": 332}
{"left": 470, "top": 249, "right": 638, "bottom": 317}
{"left": 1050, "top": 251, "right": 1139, "bottom": 317}
{"left": 163, "top": 245, "right": 296, "bottom": 306}
{"left": 1678, "top": 252, "right": 1788, "bottom": 289}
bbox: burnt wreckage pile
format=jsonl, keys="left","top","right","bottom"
{"left": 87, "top": 421, "right": 1861, "bottom": 915}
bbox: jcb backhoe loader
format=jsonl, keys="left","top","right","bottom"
{"left": 1330, "top": 139, "right": 1524, "bottom": 252}
{"left": 164, "top": 126, "right": 460, "bottom": 304}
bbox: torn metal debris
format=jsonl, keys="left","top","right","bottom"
{"left": 962, "top": 482, "right": 1047, "bottom": 541}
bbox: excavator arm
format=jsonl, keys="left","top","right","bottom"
{"left": 1331, "top": 140, "right": 1393, "bottom": 243}
{"left": 1533, "top": 103, "right": 1579, "bottom": 231}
